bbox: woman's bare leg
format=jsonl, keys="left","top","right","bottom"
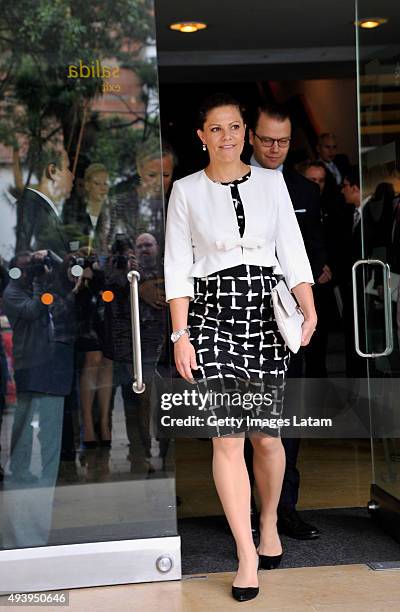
{"left": 212, "top": 436, "right": 258, "bottom": 587}
{"left": 97, "top": 356, "right": 113, "bottom": 440}
{"left": 250, "top": 434, "right": 285, "bottom": 555}
{"left": 80, "top": 351, "right": 103, "bottom": 441}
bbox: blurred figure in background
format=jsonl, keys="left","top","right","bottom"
{"left": 317, "top": 133, "right": 342, "bottom": 188}
{"left": 297, "top": 160, "right": 336, "bottom": 379}
{"left": 73, "top": 247, "right": 112, "bottom": 448}
{"left": 111, "top": 140, "right": 176, "bottom": 248}
{"left": 2, "top": 249, "right": 74, "bottom": 547}
{"left": 363, "top": 182, "right": 395, "bottom": 259}
{"left": 0, "top": 257, "right": 9, "bottom": 481}
{"left": 16, "top": 146, "right": 74, "bottom": 257}
{"left": 340, "top": 166, "right": 367, "bottom": 378}
{"left": 64, "top": 163, "right": 112, "bottom": 255}
{"left": 297, "top": 160, "right": 326, "bottom": 195}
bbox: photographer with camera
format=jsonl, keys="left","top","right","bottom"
{"left": 1, "top": 249, "right": 75, "bottom": 548}
{"left": 102, "top": 232, "right": 168, "bottom": 470}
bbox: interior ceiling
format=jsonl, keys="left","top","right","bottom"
{"left": 154, "top": 0, "right": 400, "bottom": 82}
{"left": 155, "top": 0, "right": 356, "bottom": 52}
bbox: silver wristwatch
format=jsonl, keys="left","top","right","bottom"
{"left": 171, "top": 327, "right": 189, "bottom": 343}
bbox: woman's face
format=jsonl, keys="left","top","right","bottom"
{"left": 138, "top": 156, "right": 173, "bottom": 197}
{"left": 197, "top": 105, "right": 245, "bottom": 165}
{"left": 85, "top": 171, "right": 109, "bottom": 203}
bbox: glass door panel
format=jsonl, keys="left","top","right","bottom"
{"left": 0, "top": 0, "right": 179, "bottom": 591}
{"left": 356, "top": 0, "right": 400, "bottom": 523}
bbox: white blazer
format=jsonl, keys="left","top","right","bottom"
{"left": 164, "top": 166, "right": 314, "bottom": 302}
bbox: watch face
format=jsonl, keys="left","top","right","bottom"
{"left": 171, "top": 329, "right": 187, "bottom": 343}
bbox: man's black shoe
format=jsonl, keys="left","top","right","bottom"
{"left": 277, "top": 508, "right": 320, "bottom": 540}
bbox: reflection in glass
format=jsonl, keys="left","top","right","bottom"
{"left": 0, "top": 0, "right": 176, "bottom": 551}
{"left": 357, "top": 0, "right": 400, "bottom": 505}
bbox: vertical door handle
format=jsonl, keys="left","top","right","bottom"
{"left": 127, "top": 270, "right": 146, "bottom": 393}
{"left": 352, "top": 259, "right": 393, "bottom": 358}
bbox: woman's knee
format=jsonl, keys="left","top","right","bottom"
{"left": 84, "top": 351, "right": 103, "bottom": 368}
{"left": 251, "top": 436, "right": 283, "bottom": 457}
{"left": 212, "top": 436, "right": 244, "bottom": 459}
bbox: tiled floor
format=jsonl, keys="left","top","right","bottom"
{"left": 8, "top": 564, "right": 400, "bottom": 611}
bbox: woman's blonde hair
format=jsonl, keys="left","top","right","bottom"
{"left": 84, "top": 163, "right": 109, "bottom": 183}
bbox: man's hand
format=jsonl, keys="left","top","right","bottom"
{"left": 139, "top": 278, "right": 166, "bottom": 309}
{"left": 317, "top": 264, "right": 332, "bottom": 285}
{"left": 82, "top": 266, "right": 94, "bottom": 280}
{"left": 32, "top": 250, "right": 48, "bottom": 261}
{"left": 72, "top": 266, "right": 93, "bottom": 293}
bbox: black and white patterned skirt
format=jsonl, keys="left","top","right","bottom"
{"left": 189, "top": 264, "right": 290, "bottom": 437}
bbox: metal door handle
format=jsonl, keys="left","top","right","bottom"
{"left": 352, "top": 259, "right": 393, "bottom": 358}
{"left": 127, "top": 270, "right": 146, "bottom": 393}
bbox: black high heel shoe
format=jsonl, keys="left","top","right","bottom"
{"left": 232, "top": 554, "right": 260, "bottom": 602}
{"left": 258, "top": 551, "right": 283, "bottom": 570}
{"left": 99, "top": 439, "right": 112, "bottom": 448}
{"left": 232, "top": 585, "right": 259, "bottom": 602}
{"left": 81, "top": 440, "right": 98, "bottom": 450}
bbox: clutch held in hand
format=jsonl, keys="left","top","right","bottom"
{"left": 271, "top": 279, "right": 304, "bottom": 353}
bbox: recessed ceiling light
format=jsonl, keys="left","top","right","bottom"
{"left": 356, "top": 17, "right": 388, "bottom": 29}
{"left": 169, "top": 21, "right": 207, "bottom": 33}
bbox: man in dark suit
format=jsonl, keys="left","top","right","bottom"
{"left": 247, "top": 102, "right": 330, "bottom": 539}
{"left": 316, "top": 133, "right": 346, "bottom": 190}
{"left": 17, "top": 147, "right": 74, "bottom": 257}
{"left": 2, "top": 250, "right": 75, "bottom": 547}
{"left": 340, "top": 166, "right": 367, "bottom": 378}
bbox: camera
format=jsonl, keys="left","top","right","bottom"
{"left": 70, "top": 255, "right": 97, "bottom": 270}
{"left": 111, "top": 233, "right": 134, "bottom": 270}
{"left": 26, "top": 251, "right": 60, "bottom": 279}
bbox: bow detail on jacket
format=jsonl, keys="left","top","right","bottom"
{"left": 215, "top": 236, "right": 266, "bottom": 251}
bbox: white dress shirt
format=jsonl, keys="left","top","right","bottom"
{"left": 352, "top": 207, "right": 361, "bottom": 232}
{"left": 323, "top": 160, "right": 342, "bottom": 185}
{"left": 164, "top": 166, "right": 314, "bottom": 302}
{"left": 250, "top": 154, "right": 283, "bottom": 173}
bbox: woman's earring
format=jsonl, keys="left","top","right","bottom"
{"left": 202, "top": 143, "right": 207, "bottom": 151}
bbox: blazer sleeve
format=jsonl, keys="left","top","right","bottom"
{"left": 275, "top": 172, "right": 314, "bottom": 290}
{"left": 164, "top": 181, "right": 195, "bottom": 302}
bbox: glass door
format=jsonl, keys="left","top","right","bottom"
{"left": 0, "top": 0, "right": 179, "bottom": 593}
{"left": 355, "top": 0, "right": 400, "bottom": 540}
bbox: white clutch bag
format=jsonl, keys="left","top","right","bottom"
{"left": 271, "top": 279, "right": 304, "bottom": 353}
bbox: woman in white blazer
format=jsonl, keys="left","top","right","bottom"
{"left": 164, "top": 94, "right": 317, "bottom": 602}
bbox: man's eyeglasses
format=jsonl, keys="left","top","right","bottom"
{"left": 253, "top": 133, "right": 291, "bottom": 148}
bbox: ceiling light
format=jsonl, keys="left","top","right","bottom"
{"left": 356, "top": 17, "right": 387, "bottom": 29}
{"left": 169, "top": 21, "right": 207, "bottom": 33}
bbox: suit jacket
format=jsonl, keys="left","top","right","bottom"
{"left": 338, "top": 204, "right": 362, "bottom": 286}
{"left": 17, "top": 189, "right": 69, "bottom": 257}
{"left": 389, "top": 200, "right": 400, "bottom": 274}
{"left": 164, "top": 167, "right": 314, "bottom": 301}
{"left": 2, "top": 278, "right": 73, "bottom": 395}
{"left": 282, "top": 167, "right": 327, "bottom": 280}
